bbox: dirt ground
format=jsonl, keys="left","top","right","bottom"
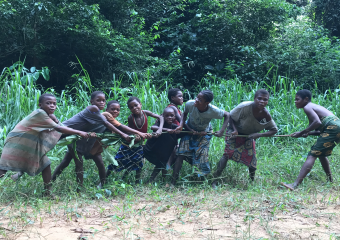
{"left": 1, "top": 193, "right": 340, "bottom": 240}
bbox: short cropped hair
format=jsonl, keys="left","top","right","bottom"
{"left": 39, "top": 93, "right": 56, "bottom": 103}
{"left": 163, "top": 107, "right": 175, "bottom": 114}
{"left": 254, "top": 89, "right": 269, "bottom": 98}
{"left": 200, "top": 90, "right": 214, "bottom": 102}
{"left": 127, "top": 96, "right": 141, "bottom": 105}
{"left": 107, "top": 100, "right": 120, "bottom": 108}
{"left": 296, "top": 89, "right": 312, "bottom": 102}
{"left": 91, "top": 91, "right": 105, "bottom": 100}
{"left": 168, "top": 88, "right": 181, "bottom": 102}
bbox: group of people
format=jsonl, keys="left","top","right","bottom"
{"left": 0, "top": 87, "right": 338, "bottom": 197}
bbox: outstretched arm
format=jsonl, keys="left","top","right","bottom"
{"left": 214, "top": 111, "right": 230, "bottom": 137}
{"left": 143, "top": 110, "right": 164, "bottom": 137}
{"left": 86, "top": 105, "right": 131, "bottom": 141}
{"left": 49, "top": 114, "right": 89, "bottom": 138}
{"left": 248, "top": 111, "right": 277, "bottom": 139}
{"left": 55, "top": 126, "right": 89, "bottom": 138}
{"left": 104, "top": 122, "right": 131, "bottom": 141}
{"left": 292, "top": 105, "right": 321, "bottom": 138}
{"left": 248, "top": 129, "right": 278, "bottom": 139}
{"left": 151, "top": 125, "right": 175, "bottom": 133}
{"left": 117, "top": 124, "right": 150, "bottom": 139}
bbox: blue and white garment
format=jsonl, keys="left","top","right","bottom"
{"left": 177, "top": 124, "right": 213, "bottom": 176}
{"left": 107, "top": 144, "right": 143, "bottom": 172}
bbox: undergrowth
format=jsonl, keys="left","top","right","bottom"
{"left": 0, "top": 62, "right": 340, "bottom": 239}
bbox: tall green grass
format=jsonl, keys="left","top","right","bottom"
{"left": 0, "top": 61, "right": 340, "bottom": 201}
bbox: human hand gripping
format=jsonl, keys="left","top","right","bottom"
{"left": 291, "top": 131, "right": 303, "bottom": 138}
{"left": 122, "top": 133, "right": 131, "bottom": 141}
{"left": 214, "top": 130, "right": 224, "bottom": 137}
{"left": 78, "top": 131, "right": 91, "bottom": 138}
{"left": 138, "top": 132, "right": 150, "bottom": 139}
{"left": 174, "top": 126, "right": 183, "bottom": 134}
{"left": 153, "top": 129, "right": 162, "bottom": 138}
{"left": 302, "top": 132, "right": 309, "bottom": 138}
{"left": 197, "top": 131, "right": 207, "bottom": 136}
{"left": 167, "top": 128, "right": 175, "bottom": 134}
{"left": 230, "top": 130, "right": 238, "bottom": 139}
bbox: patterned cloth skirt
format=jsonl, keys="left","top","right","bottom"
{"left": 223, "top": 128, "right": 257, "bottom": 169}
{"left": 108, "top": 144, "right": 143, "bottom": 172}
{"left": 177, "top": 133, "right": 212, "bottom": 176}
{"left": 309, "top": 115, "right": 340, "bottom": 157}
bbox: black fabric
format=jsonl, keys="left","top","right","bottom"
{"left": 143, "top": 122, "right": 181, "bottom": 168}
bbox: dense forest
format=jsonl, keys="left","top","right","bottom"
{"left": 1, "top": 0, "right": 340, "bottom": 91}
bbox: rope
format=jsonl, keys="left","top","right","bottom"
{"left": 152, "top": 131, "right": 292, "bottom": 138}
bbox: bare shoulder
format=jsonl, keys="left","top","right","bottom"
{"left": 86, "top": 105, "right": 100, "bottom": 113}
{"left": 307, "top": 102, "right": 334, "bottom": 118}
{"left": 303, "top": 102, "right": 319, "bottom": 113}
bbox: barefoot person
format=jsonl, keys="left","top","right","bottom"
{"left": 171, "top": 90, "right": 230, "bottom": 186}
{"left": 282, "top": 89, "right": 338, "bottom": 190}
{"left": 211, "top": 89, "right": 278, "bottom": 187}
{"left": 0, "top": 94, "right": 89, "bottom": 196}
{"left": 144, "top": 107, "right": 184, "bottom": 183}
{"left": 52, "top": 91, "right": 131, "bottom": 190}
{"left": 90, "top": 100, "right": 150, "bottom": 188}
{"left": 106, "top": 97, "right": 163, "bottom": 184}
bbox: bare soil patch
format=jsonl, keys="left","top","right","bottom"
{"left": 1, "top": 191, "right": 340, "bottom": 239}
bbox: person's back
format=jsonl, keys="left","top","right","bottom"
{"left": 304, "top": 102, "right": 333, "bottom": 119}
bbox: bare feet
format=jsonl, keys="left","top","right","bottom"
{"left": 11, "top": 171, "right": 24, "bottom": 181}
{"left": 165, "top": 183, "right": 175, "bottom": 189}
{"left": 281, "top": 182, "right": 294, "bottom": 191}
{"left": 42, "top": 189, "right": 57, "bottom": 199}
{"left": 211, "top": 180, "right": 218, "bottom": 189}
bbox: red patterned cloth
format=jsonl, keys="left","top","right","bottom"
{"left": 223, "top": 129, "right": 257, "bottom": 168}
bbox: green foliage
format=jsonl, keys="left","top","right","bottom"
{"left": 139, "top": 0, "right": 297, "bottom": 87}
{"left": 0, "top": 62, "right": 50, "bottom": 146}
{"left": 0, "top": 62, "right": 340, "bottom": 201}
{"left": 261, "top": 17, "right": 340, "bottom": 88}
{"left": 0, "top": 0, "right": 167, "bottom": 90}
{"left": 309, "top": 0, "right": 340, "bottom": 38}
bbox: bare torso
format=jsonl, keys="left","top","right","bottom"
{"left": 304, "top": 103, "right": 334, "bottom": 122}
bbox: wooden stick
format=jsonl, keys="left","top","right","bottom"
{"left": 155, "top": 131, "right": 292, "bottom": 138}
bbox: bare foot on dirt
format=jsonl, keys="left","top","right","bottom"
{"left": 42, "top": 191, "right": 57, "bottom": 200}
{"left": 281, "top": 182, "right": 294, "bottom": 191}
